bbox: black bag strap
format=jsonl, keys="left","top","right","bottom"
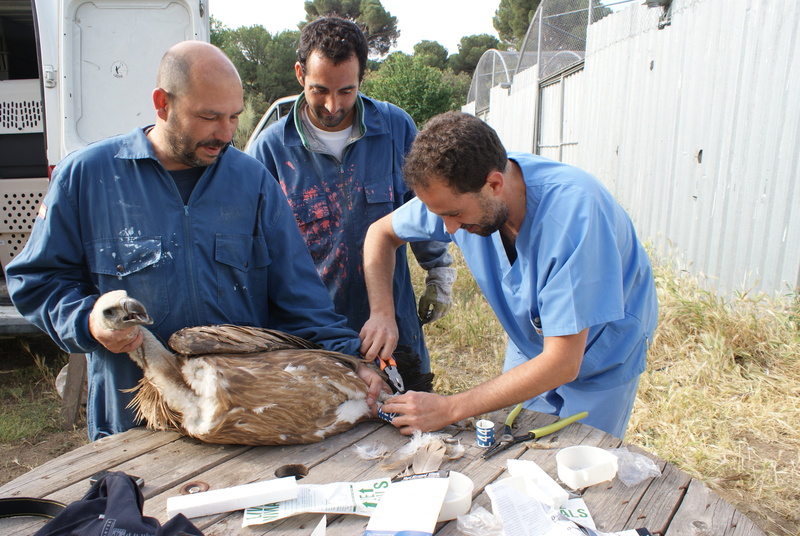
{"left": 0, "top": 497, "right": 66, "bottom": 519}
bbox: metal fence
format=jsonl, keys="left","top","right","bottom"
{"left": 468, "top": 0, "right": 636, "bottom": 114}
{"left": 467, "top": 0, "right": 800, "bottom": 297}
{"left": 515, "top": 0, "right": 617, "bottom": 77}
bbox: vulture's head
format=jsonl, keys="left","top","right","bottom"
{"left": 93, "top": 290, "right": 153, "bottom": 331}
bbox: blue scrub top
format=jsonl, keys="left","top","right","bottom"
{"left": 392, "top": 152, "right": 658, "bottom": 391}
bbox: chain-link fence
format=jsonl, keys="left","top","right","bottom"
{"left": 468, "top": 0, "right": 637, "bottom": 113}
{"left": 465, "top": 50, "right": 519, "bottom": 112}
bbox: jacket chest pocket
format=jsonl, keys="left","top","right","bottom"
{"left": 86, "top": 236, "right": 169, "bottom": 326}
{"left": 364, "top": 175, "right": 395, "bottom": 221}
{"left": 215, "top": 233, "right": 271, "bottom": 322}
{"left": 287, "top": 193, "right": 332, "bottom": 265}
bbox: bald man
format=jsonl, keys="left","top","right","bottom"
{"left": 6, "top": 41, "right": 384, "bottom": 441}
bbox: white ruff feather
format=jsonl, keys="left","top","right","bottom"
{"left": 354, "top": 443, "right": 390, "bottom": 460}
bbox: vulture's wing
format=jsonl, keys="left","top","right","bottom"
{"left": 168, "top": 325, "right": 321, "bottom": 356}
{"left": 199, "top": 349, "right": 364, "bottom": 411}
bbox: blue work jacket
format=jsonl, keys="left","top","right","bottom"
{"left": 6, "top": 127, "right": 362, "bottom": 439}
{"left": 392, "top": 152, "right": 659, "bottom": 391}
{"left": 247, "top": 94, "right": 451, "bottom": 373}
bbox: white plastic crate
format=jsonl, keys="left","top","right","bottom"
{"left": 0, "top": 177, "right": 48, "bottom": 269}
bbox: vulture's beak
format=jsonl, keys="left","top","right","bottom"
{"left": 121, "top": 296, "right": 153, "bottom": 326}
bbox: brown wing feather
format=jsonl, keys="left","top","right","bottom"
{"left": 208, "top": 351, "right": 360, "bottom": 406}
{"left": 131, "top": 323, "right": 374, "bottom": 446}
{"left": 182, "top": 349, "right": 369, "bottom": 445}
{"left": 168, "top": 325, "right": 320, "bottom": 355}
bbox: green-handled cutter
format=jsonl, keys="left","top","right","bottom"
{"left": 482, "top": 404, "right": 588, "bottom": 459}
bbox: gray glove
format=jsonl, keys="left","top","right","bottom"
{"left": 417, "top": 267, "right": 457, "bottom": 324}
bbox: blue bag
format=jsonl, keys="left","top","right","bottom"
{"left": 30, "top": 471, "right": 203, "bottom": 536}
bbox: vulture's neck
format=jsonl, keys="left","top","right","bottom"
{"left": 131, "top": 329, "right": 194, "bottom": 409}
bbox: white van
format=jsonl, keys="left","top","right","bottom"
{"left": 0, "top": 0, "right": 209, "bottom": 274}
{"left": 243, "top": 94, "right": 298, "bottom": 152}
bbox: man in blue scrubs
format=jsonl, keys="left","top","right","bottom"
{"left": 360, "top": 111, "right": 658, "bottom": 438}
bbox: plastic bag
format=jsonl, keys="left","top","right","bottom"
{"left": 456, "top": 504, "right": 504, "bottom": 536}
{"left": 610, "top": 447, "right": 661, "bottom": 486}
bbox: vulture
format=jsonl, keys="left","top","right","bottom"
{"left": 93, "top": 290, "right": 383, "bottom": 446}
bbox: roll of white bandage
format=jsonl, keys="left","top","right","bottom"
{"left": 166, "top": 476, "right": 298, "bottom": 519}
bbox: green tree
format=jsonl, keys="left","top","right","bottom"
{"left": 213, "top": 23, "right": 301, "bottom": 113}
{"left": 303, "top": 0, "right": 398, "bottom": 57}
{"left": 449, "top": 34, "right": 503, "bottom": 76}
{"left": 493, "top": 0, "right": 540, "bottom": 47}
{"left": 361, "top": 53, "right": 457, "bottom": 127}
{"left": 440, "top": 69, "right": 472, "bottom": 109}
{"left": 210, "top": 16, "right": 229, "bottom": 48}
{"left": 413, "top": 40, "right": 448, "bottom": 71}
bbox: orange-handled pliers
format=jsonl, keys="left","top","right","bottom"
{"left": 375, "top": 356, "right": 405, "bottom": 393}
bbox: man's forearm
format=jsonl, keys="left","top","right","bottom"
{"left": 444, "top": 329, "right": 589, "bottom": 422}
{"left": 363, "top": 215, "right": 405, "bottom": 316}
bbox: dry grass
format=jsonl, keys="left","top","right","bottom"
{"left": 411, "top": 246, "right": 800, "bottom": 535}
{"left": 629, "top": 259, "right": 800, "bottom": 535}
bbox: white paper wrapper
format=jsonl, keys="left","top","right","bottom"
{"left": 242, "top": 477, "right": 390, "bottom": 526}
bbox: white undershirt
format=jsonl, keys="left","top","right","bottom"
{"left": 302, "top": 106, "right": 353, "bottom": 160}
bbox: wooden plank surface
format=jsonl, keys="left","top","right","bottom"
{"left": 668, "top": 478, "right": 765, "bottom": 536}
{"left": 161, "top": 420, "right": 385, "bottom": 531}
{"left": 0, "top": 409, "right": 764, "bottom": 536}
{"left": 58, "top": 353, "right": 86, "bottom": 429}
{"left": 0, "top": 427, "right": 181, "bottom": 497}
{"left": 619, "top": 457, "right": 690, "bottom": 534}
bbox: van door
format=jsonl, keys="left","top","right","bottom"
{"left": 45, "top": 0, "right": 209, "bottom": 159}
{"left": 0, "top": 0, "right": 208, "bottom": 274}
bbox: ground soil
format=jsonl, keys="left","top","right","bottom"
{"left": 0, "top": 427, "right": 88, "bottom": 486}
{"left": 0, "top": 336, "right": 89, "bottom": 487}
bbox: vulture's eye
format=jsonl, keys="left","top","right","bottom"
{"left": 103, "top": 308, "right": 116, "bottom": 318}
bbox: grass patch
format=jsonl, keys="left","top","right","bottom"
{"left": 0, "top": 339, "right": 69, "bottom": 442}
{"left": 630, "top": 258, "right": 799, "bottom": 534}
{"left": 421, "top": 250, "right": 505, "bottom": 395}
{"left": 410, "top": 245, "right": 799, "bottom": 535}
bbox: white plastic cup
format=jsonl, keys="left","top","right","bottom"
{"left": 437, "top": 472, "right": 474, "bottom": 521}
{"left": 556, "top": 445, "right": 618, "bottom": 489}
{"left": 475, "top": 419, "right": 495, "bottom": 447}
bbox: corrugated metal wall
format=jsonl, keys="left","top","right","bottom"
{"left": 487, "top": 67, "right": 539, "bottom": 154}
{"left": 482, "top": 0, "right": 800, "bottom": 296}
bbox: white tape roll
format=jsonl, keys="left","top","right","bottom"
{"left": 437, "top": 471, "right": 474, "bottom": 521}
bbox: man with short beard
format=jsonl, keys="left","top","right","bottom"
{"left": 361, "top": 111, "right": 659, "bottom": 439}
{"left": 248, "top": 17, "right": 455, "bottom": 392}
{"left": 6, "top": 41, "right": 385, "bottom": 441}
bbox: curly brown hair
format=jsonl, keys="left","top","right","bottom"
{"left": 403, "top": 111, "right": 508, "bottom": 194}
{"left": 297, "top": 17, "right": 368, "bottom": 82}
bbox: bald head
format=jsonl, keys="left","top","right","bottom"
{"left": 156, "top": 41, "right": 241, "bottom": 98}
{"left": 149, "top": 41, "right": 244, "bottom": 170}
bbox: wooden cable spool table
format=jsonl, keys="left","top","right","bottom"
{"left": 0, "top": 408, "right": 764, "bottom": 535}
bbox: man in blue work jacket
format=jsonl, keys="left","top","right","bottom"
{"left": 247, "top": 17, "right": 455, "bottom": 392}
{"left": 6, "top": 41, "right": 385, "bottom": 441}
{"left": 361, "top": 112, "right": 658, "bottom": 439}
